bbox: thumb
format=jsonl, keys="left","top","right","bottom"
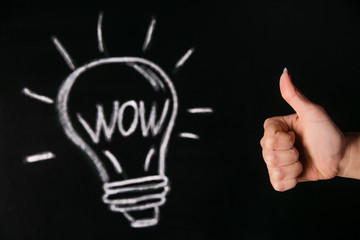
{"left": 280, "top": 68, "right": 313, "bottom": 116}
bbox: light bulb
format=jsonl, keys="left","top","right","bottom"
{"left": 56, "top": 57, "right": 178, "bottom": 228}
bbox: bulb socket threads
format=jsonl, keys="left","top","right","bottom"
{"left": 103, "top": 175, "right": 169, "bottom": 228}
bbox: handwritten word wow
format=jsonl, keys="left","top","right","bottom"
{"left": 77, "top": 99, "right": 170, "bottom": 144}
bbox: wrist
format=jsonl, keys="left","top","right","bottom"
{"left": 338, "top": 133, "right": 360, "bottom": 179}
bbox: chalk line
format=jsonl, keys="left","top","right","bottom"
{"left": 187, "top": 108, "right": 214, "bottom": 114}
{"left": 25, "top": 152, "right": 56, "bottom": 163}
{"left": 104, "top": 175, "right": 168, "bottom": 190}
{"left": 129, "top": 207, "right": 159, "bottom": 228}
{"left": 97, "top": 11, "right": 105, "bottom": 53}
{"left": 118, "top": 100, "right": 139, "bottom": 137}
{"left": 142, "top": 17, "right": 156, "bottom": 52}
{"left": 144, "top": 66, "right": 165, "bottom": 90}
{"left": 174, "top": 48, "right": 195, "bottom": 71}
{"left": 103, "top": 150, "right": 123, "bottom": 174}
{"left": 132, "top": 64, "right": 159, "bottom": 90}
{"left": 144, "top": 147, "right": 155, "bottom": 172}
{"left": 22, "top": 88, "right": 54, "bottom": 104}
{"left": 105, "top": 190, "right": 168, "bottom": 205}
{"left": 57, "top": 57, "right": 178, "bottom": 183}
{"left": 103, "top": 175, "right": 168, "bottom": 227}
{"left": 178, "top": 132, "right": 200, "bottom": 140}
{"left": 51, "top": 36, "right": 76, "bottom": 70}
{"left": 110, "top": 198, "right": 166, "bottom": 212}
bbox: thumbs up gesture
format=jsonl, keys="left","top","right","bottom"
{"left": 260, "top": 69, "right": 354, "bottom": 191}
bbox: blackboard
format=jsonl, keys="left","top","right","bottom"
{"left": 1, "top": 0, "right": 360, "bottom": 239}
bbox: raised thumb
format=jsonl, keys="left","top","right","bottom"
{"left": 280, "top": 68, "right": 313, "bottom": 115}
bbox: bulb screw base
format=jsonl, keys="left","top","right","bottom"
{"left": 124, "top": 206, "right": 159, "bottom": 228}
{"left": 102, "top": 175, "right": 169, "bottom": 228}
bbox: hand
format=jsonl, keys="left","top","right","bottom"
{"left": 260, "top": 69, "right": 347, "bottom": 191}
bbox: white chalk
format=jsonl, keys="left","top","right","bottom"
{"left": 103, "top": 150, "right": 123, "bottom": 174}
{"left": 144, "top": 147, "right": 155, "bottom": 172}
{"left": 51, "top": 36, "right": 76, "bottom": 70}
{"left": 97, "top": 11, "right": 105, "bottom": 53}
{"left": 142, "top": 17, "right": 156, "bottom": 52}
{"left": 22, "top": 88, "right": 54, "bottom": 104}
{"left": 25, "top": 152, "right": 56, "bottom": 163}
{"left": 187, "top": 108, "right": 214, "bottom": 114}
{"left": 174, "top": 48, "right": 195, "bottom": 70}
{"left": 178, "top": 132, "right": 200, "bottom": 140}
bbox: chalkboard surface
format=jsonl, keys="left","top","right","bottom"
{"left": 1, "top": 0, "right": 360, "bottom": 239}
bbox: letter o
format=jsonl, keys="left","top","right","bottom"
{"left": 118, "top": 100, "right": 138, "bottom": 136}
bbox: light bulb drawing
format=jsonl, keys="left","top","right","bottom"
{"left": 57, "top": 57, "right": 176, "bottom": 228}
{"left": 22, "top": 12, "right": 214, "bottom": 228}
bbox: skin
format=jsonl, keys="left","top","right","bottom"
{"left": 260, "top": 69, "right": 360, "bottom": 191}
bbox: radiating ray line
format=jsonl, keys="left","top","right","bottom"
{"left": 174, "top": 48, "right": 195, "bottom": 71}
{"left": 142, "top": 17, "right": 156, "bottom": 52}
{"left": 97, "top": 11, "right": 104, "bottom": 53}
{"left": 51, "top": 36, "right": 76, "bottom": 70}
{"left": 103, "top": 150, "right": 123, "bottom": 174}
{"left": 25, "top": 152, "right": 56, "bottom": 163}
{"left": 22, "top": 88, "right": 54, "bottom": 104}
{"left": 178, "top": 132, "right": 200, "bottom": 140}
{"left": 187, "top": 108, "right": 214, "bottom": 114}
{"left": 144, "top": 147, "right": 155, "bottom": 172}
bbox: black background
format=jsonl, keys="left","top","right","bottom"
{"left": 1, "top": 0, "right": 360, "bottom": 239}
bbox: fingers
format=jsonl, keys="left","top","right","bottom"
{"left": 261, "top": 117, "right": 296, "bottom": 150}
{"left": 262, "top": 146, "right": 302, "bottom": 191}
{"left": 262, "top": 130, "right": 295, "bottom": 150}
{"left": 262, "top": 147, "right": 299, "bottom": 167}
{"left": 279, "top": 68, "right": 314, "bottom": 116}
{"left": 261, "top": 114, "right": 302, "bottom": 192}
{"left": 268, "top": 161, "right": 303, "bottom": 192}
{"left": 270, "top": 178, "right": 297, "bottom": 192}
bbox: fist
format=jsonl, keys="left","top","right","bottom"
{"left": 260, "top": 116, "right": 302, "bottom": 191}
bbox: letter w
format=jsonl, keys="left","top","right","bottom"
{"left": 139, "top": 99, "right": 170, "bottom": 137}
{"left": 76, "top": 101, "right": 119, "bottom": 144}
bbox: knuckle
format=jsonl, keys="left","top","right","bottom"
{"left": 292, "top": 148, "right": 299, "bottom": 159}
{"left": 287, "top": 132, "right": 295, "bottom": 142}
{"left": 264, "top": 151, "right": 277, "bottom": 166}
{"left": 295, "top": 161, "right": 303, "bottom": 175}
{"left": 280, "top": 131, "right": 293, "bottom": 143}
{"left": 263, "top": 118, "right": 271, "bottom": 128}
{"left": 265, "top": 135, "right": 277, "bottom": 149}
{"left": 272, "top": 181, "right": 287, "bottom": 192}
{"left": 263, "top": 117, "right": 276, "bottom": 128}
{"left": 260, "top": 137, "right": 265, "bottom": 147}
{"left": 270, "top": 167, "right": 283, "bottom": 181}
{"left": 288, "top": 148, "right": 299, "bottom": 163}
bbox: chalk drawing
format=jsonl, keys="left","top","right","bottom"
{"left": 142, "top": 17, "right": 156, "bottom": 52}
{"left": 132, "top": 64, "right": 160, "bottom": 91}
{"left": 56, "top": 57, "right": 177, "bottom": 227}
{"left": 103, "top": 150, "right": 123, "bottom": 174}
{"left": 25, "top": 152, "right": 56, "bottom": 163}
{"left": 23, "top": 12, "right": 214, "bottom": 228}
{"left": 76, "top": 101, "right": 120, "bottom": 144}
{"left": 131, "top": 63, "right": 165, "bottom": 90}
{"left": 97, "top": 11, "right": 105, "bottom": 53}
{"left": 178, "top": 132, "right": 200, "bottom": 140}
{"left": 187, "top": 108, "right": 214, "bottom": 114}
{"left": 22, "top": 88, "right": 54, "bottom": 104}
{"left": 144, "top": 147, "right": 156, "bottom": 172}
{"left": 174, "top": 48, "right": 195, "bottom": 71}
{"left": 51, "top": 36, "right": 76, "bottom": 70}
